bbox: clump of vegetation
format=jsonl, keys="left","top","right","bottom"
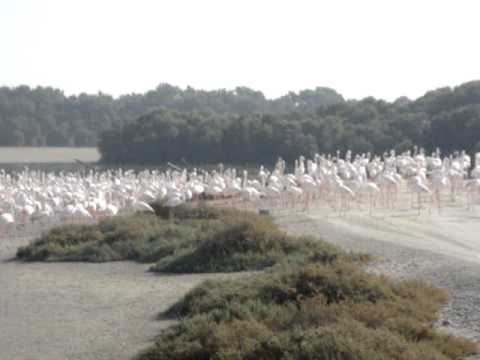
{"left": 17, "top": 204, "right": 352, "bottom": 272}
{"left": 137, "top": 263, "right": 477, "bottom": 360}
{"left": 150, "top": 201, "right": 229, "bottom": 220}
{"left": 151, "top": 216, "right": 346, "bottom": 273}
{"left": 16, "top": 214, "right": 198, "bottom": 262}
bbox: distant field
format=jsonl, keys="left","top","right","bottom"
{"left": 0, "top": 147, "right": 100, "bottom": 164}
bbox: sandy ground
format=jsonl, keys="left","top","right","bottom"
{"left": 0, "top": 238, "right": 251, "bottom": 360}
{"left": 2, "top": 189, "right": 480, "bottom": 359}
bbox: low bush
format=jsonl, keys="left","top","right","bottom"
{"left": 150, "top": 201, "right": 229, "bottom": 220}
{"left": 16, "top": 214, "right": 198, "bottom": 262}
{"left": 17, "top": 204, "right": 352, "bottom": 273}
{"left": 150, "top": 214, "right": 347, "bottom": 273}
{"left": 137, "top": 263, "right": 476, "bottom": 360}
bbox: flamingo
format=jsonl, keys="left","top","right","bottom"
{"left": 359, "top": 181, "right": 380, "bottom": 215}
{"left": 240, "top": 170, "right": 261, "bottom": 210}
{"left": 2, "top": 146, "right": 480, "bottom": 241}
{"left": 408, "top": 176, "right": 431, "bottom": 216}
{"left": 465, "top": 179, "right": 480, "bottom": 211}
{"left": 0, "top": 211, "right": 15, "bottom": 239}
{"left": 132, "top": 200, "right": 155, "bottom": 213}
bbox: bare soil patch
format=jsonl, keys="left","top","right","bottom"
{"left": 0, "top": 237, "right": 249, "bottom": 360}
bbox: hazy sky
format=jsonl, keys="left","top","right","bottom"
{"left": 1, "top": 0, "right": 479, "bottom": 101}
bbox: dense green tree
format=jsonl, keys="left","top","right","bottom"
{"left": 2, "top": 81, "right": 480, "bottom": 165}
{"left": 98, "top": 81, "right": 480, "bottom": 164}
{"left": 0, "top": 84, "right": 342, "bottom": 147}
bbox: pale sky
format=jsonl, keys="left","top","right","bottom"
{"left": 1, "top": 0, "right": 480, "bottom": 101}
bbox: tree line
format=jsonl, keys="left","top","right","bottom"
{"left": 99, "top": 81, "right": 480, "bottom": 164}
{"left": 2, "top": 81, "right": 480, "bottom": 165}
{"left": 0, "top": 84, "right": 342, "bottom": 146}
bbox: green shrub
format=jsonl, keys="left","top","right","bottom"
{"left": 16, "top": 214, "right": 197, "bottom": 263}
{"left": 150, "top": 201, "right": 247, "bottom": 220}
{"left": 17, "top": 203, "right": 352, "bottom": 275}
{"left": 140, "top": 263, "right": 477, "bottom": 360}
{"left": 165, "top": 262, "right": 393, "bottom": 319}
{"left": 151, "top": 211, "right": 349, "bottom": 273}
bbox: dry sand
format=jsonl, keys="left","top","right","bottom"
{"left": 1, "top": 192, "right": 480, "bottom": 359}
{"left": 0, "top": 237, "right": 250, "bottom": 360}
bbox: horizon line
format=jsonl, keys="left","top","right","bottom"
{"left": 2, "top": 79, "right": 480, "bottom": 103}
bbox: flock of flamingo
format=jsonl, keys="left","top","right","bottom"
{"left": 1, "top": 147, "right": 480, "bottom": 239}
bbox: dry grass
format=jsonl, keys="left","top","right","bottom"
{"left": 0, "top": 147, "right": 99, "bottom": 163}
